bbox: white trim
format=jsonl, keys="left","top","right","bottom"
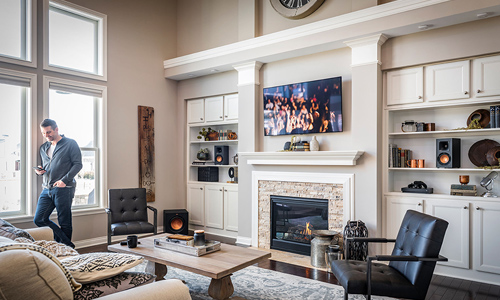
{"left": 42, "top": 76, "right": 107, "bottom": 211}
{"left": 236, "top": 236, "right": 253, "bottom": 247}
{"left": 233, "top": 61, "right": 263, "bottom": 86}
{"left": 42, "top": 0, "right": 107, "bottom": 81}
{"left": 344, "top": 34, "right": 388, "bottom": 67}
{"left": 0, "top": 0, "right": 37, "bottom": 68}
{"left": 240, "top": 151, "right": 364, "bottom": 166}
{"left": 0, "top": 68, "right": 37, "bottom": 218}
{"left": 250, "top": 171, "right": 354, "bottom": 247}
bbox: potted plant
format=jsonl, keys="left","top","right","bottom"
{"left": 197, "top": 148, "right": 209, "bottom": 160}
{"left": 197, "top": 127, "right": 218, "bottom": 141}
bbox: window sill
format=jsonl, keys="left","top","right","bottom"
{"left": 3, "top": 207, "right": 106, "bottom": 225}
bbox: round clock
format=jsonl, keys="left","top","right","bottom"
{"left": 270, "top": 0, "right": 325, "bottom": 19}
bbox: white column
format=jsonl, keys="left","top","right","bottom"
{"left": 344, "top": 34, "right": 387, "bottom": 240}
{"left": 233, "top": 61, "right": 263, "bottom": 246}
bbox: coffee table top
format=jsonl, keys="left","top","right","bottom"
{"left": 108, "top": 234, "right": 271, "bottom": 279}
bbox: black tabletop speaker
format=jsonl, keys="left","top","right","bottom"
{"left": 436, "top": 138, "right": 461, "bottom": 168}
{"left": 214, "top": 145, "right": 229, "bottom": 165}
{"left": 163, "top": 209, "right": 188, "bottom": 235}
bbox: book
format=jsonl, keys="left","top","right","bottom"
{"left": 400, "top": 149, "right": 406, "bottom": 168}
{"left": 397, "top": 148, "right": 401, "bottom": 167}
{"left": 490, "top": 106, "right": 496, "bottom": 128}
{"left": 389, "top": 144, "right": 396, "bottom": 167}
{"left": 496, "top": 105, "right": 500, "bottom": 128}
{"left": 165, "top": 238, "right": 194, "bottom": 246}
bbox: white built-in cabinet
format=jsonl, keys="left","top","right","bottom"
{"left": 185, "top": 94, "right": 239, "bottom": 238}
{"left": 384, "top": 54, "right": 500, "bottom": 283}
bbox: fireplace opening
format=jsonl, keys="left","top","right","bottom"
{"left": 270, "top": 195, "right": 328, "bottom": 255}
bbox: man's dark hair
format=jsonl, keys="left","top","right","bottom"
{"left": 40, "top": 119, "right": 58, "bottom": 129}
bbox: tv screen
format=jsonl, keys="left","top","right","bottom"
{"left": 263, "top": 76, "right": 342, "bottom": 136}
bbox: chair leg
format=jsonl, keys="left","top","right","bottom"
{"left": 344, "top": 290, "right": 348, "bottom": 300}
{"left": 107, "top": 232, "right": 111, "bottom": 245}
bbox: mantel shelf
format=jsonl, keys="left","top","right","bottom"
{"left": 239, "top": 151, "right": 364, "bottom": 166}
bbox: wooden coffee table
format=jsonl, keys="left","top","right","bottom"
{"left": 108, "top": 234, "right": 271, "bottom": 300}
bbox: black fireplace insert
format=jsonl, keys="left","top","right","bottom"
{"left": 270, "top": 195, "right": 328, "bottom": 255}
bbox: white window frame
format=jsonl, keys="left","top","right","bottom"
{"left": 43, "top": 0, "right": 107, "bottom": 81}
{"left": 0, "top": 68, "right": 37, "bottom": 219}
{"left": 0, "top": 0, "right": 37, "bottom": 68}
{"left": 43, "top": 76, "right": 107, "bottom": 211}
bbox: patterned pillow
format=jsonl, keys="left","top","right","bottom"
{"left": 0, "top": 242, "right": 82, "bottom": 292}
{"left": 14, "top": 237, "right": 79, "bottom": 257}
{"left": 61, "top": 252, "right": 144, "bottom": 284}
{"left": 73, "top": 272, "right": 156, "bottom": 300}
{"left": 0, "top": 218, "right": 34, "bottom": 241}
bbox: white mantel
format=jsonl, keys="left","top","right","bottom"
{"left": 239, "top": 151, "right": 364, "bottom": 166}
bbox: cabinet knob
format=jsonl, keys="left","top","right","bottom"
{"left": 220, "top": 116, "right": 223, "bottom": 119}
{"left": 225, "top": 115, "right": 228, "bottom": 118}
{"left": 199, "top": 187, "right": 203, "bottom": 190}
{"left": 219, "top": 189, "right": 223, "bottom": 191}
{"left": 200, "top": 118, "right": 203, "bottom": 120}
{"left": 417, "top": 203, "right": 422, "bottom": 206}
{"left": 477, "top": 89, "right": 482, "bottom": 93}
{"left": 476, "top": 207, "right": 480, "bottom": 210}
{"left": 463, "top": 206, "right": 468, "bottom": 210}
{"left": 464, "top": 91, "right": 468, "bottom": 95}
{"left": 418, "top": 96, "right": 422, "bottom": 99}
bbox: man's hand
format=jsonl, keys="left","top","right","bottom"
{"left": 34, "top": 166, "right": 46, "bottom": 176}
{"left": 53, "top": 180, "right": 66, "bottom": 188}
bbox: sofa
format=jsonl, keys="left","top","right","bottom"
{"left": 0, "top": 225, "right": 191, "bottom": 300}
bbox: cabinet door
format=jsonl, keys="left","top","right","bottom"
{"left": 473, "top": 55, "right": 500, "bottom": 98}
{"left": 205, "top": 185, "right": 224, "bottom": 229}
{"left": 425, "top": 60, "right": 470, "bottom": 101}
{"left": 187, "top": 99, "right": 204, "bottom": 124}
{"left": 224, "top": 94, "right": 238, "bottom": 121}
{"left": 205, "top": 96, "right": 224, "bottom": 123}
{"left": 386, "top": 196, "right": 424, "bottom": 239}
{"left": 425, "top": 199, "right": 470, "bottom": 269}
{"left": 224, "top": 185, "right": 238, "bottom": 232}
{"left": 386, "top": 67, "right": 423, "bottom": 106}
{"left": 187, "top": 184, "right": 205, "bottom": 225}
{"left": 473, "top": 202, "right": 500, "bottom": 274}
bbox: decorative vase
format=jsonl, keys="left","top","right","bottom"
{"left": 197, "top": 152, "right": 208, "bottom": 160}
{"left": 207, "top": 132, "right": 218, "bottom": 141}
{"left": 310, "top": 136, "right": 319, "bottom": 151}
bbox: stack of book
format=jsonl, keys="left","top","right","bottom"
{"left": 490, "top": 105, "right": 500, "bottom": 128}
{"left": 165, "top": 234, "right": 194, "bottom": 246}
{"left": 389, "top": 144, "right": 412, "bottom": 168}
{"left": 192, "top": 160, "right": 214, "bottom": 165}
{"left": 293, "top": 141, "right": 310, "bottom": 151}
{"left": 450, "top": 184, "right": 477, "bottom": 196}
{"left": 218, "top": 129, "right": 233, "bottom": 140}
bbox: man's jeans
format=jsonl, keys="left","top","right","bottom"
{"left": 34, "top": 187, "right": 75, "bottom": 248}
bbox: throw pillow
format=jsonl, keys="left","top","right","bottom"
{"left": 0, "top": 218, "right": 34, "bottom": 241}
{"left": 14, "top": 237, "right": 79, "bottom": 257}
{"left": 73, "top": 272, "right": 156, "bottom": 300}
{"left": 0, "top": 242, "right": 82, "bottom": 292}
{"left": 61, "top": 252, "right": 144, "bottom": 284}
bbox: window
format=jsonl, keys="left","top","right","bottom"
{"left": 0, "top": 69, "right": 35, "bottom": 217}
{"left": 44, "top": 77, "right": 106, "bottom": 208}
{"left": 0, "top": 0, "right": 35, "bottom": 66}
{"left": 44, "top": 0, "right": 107, "bottom": 80}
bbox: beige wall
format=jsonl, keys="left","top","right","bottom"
{"left": 8, "top": 0, "right": 182, "bottom": 244}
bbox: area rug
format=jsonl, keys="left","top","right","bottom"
{"left": 157, "top": 265, "right": 392, "bottom": 300}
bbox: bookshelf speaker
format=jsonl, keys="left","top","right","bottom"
{"left": 214, "top": 145, "right": 229, "bottom": 165}
{"left": 436, "top": 138, "right": 461, "bottom": 168}
{"left": 164, "top": 209, "right": 188, "bottom": 235}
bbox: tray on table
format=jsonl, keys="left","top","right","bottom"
{"left": 154, "top": 238, "right": 221, "bottom": 256}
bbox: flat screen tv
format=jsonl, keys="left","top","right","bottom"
{"left": 263, "top": 76, "right": 342, "bottom": 136}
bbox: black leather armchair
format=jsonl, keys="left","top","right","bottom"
{"left": 330, "top": 210, "right": 448, "bottom": 300}
{"left": 106, "top": 188, "right": 157, "bottom": 245}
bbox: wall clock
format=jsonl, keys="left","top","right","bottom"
{"left": 270, "top": 0, "right": 325, "bottom": 19}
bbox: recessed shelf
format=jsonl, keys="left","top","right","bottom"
{"left": 187, "top": 180, "right": 238, "bottom": 186}
{"left": 190, "top": 164, "right": 238, "bottom": 168}
{"left": 188, "top": 121, "right": 238, "bottom": 128}
{"left": 190, "top": 139, "right": 238, "bottom": 144}
{"left": 385, "top": 98, "right": 500, "bottom": 112}
{"left": 388, "top": 128, "right": 500, "bottom": 139}
{"left": 384, "top": 191, "right": 500, "bottom": 202}
{"left": 388, "top": 167, "right": 496, "bottom": 172}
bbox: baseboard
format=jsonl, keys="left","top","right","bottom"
{"left": 236, "top": 236, "right": 252, "bottom": 247}
{"left": 74, "top": 226, "right": 164, "bottom": 249}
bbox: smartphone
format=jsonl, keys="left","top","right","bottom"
{"left": 32, "top": 166, "right": 44, "bottom": 171}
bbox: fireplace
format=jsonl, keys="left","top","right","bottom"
{"left": 270, "top": 195, "right": 328, "bottom": 255}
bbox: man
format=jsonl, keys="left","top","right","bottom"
{"left": 34, "top": 119, "right": 82, "bottom": 248}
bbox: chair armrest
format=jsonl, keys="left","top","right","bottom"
{"left": 346, "top": 237, "right": 396, "bottom": 243}
{"left": 26, "top": 227, "right": 53, "bottom": 241}
{"left": 147, "top": 206, "right": 158, "bottom": 235}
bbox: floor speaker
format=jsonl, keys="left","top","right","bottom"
{"left": 214, "top": 145, "right": 229, "bottom": 165}
{"left": 163, "top": 209, "right": 188, "bottom": 235}
{"left": 436, "top": 138, "right": 461, "bottom": 168}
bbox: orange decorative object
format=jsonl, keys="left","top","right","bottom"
{"left": 228, "top": 132, "right": 238, "bottom": 140}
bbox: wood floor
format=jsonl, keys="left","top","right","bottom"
{"left": 81, "top": 243, "right": 500, "bottom": 300}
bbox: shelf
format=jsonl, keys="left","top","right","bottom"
{"left": 385, "top": 98, "right": 500, "bottom": 112}
{"left": 388, "top": 128, "right": 500, "bottom": 139}
{"left": 188, "top": 181, "right": 238, "bottom": 186}
{"left": 190, "top": 139, "right": 238, "bottom": 144}
{"left": 240, "top": 151, "right": 364, "bottom": 166}
{"left": 188, "top": 121, "right": 238, "bottom": 127}
{"left": 388, "top": 167, "right": 496, "bottom": 172}
{"left": 384, "top": 191, "right": 500, "bottom": 202}
{"left": 191, "top": 164, "right": 238, "bottom": 168}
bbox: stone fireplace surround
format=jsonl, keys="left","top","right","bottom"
{"left": 251, "top": 171, "right": 354, "bottom": 249}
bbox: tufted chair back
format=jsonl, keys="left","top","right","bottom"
{"left": 109, "top": 188, "right": 148, "bottom": 224}
{"left": 389, "top": 210, "right": 448, "bottom": 299}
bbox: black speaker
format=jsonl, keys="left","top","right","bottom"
{"left": 436, "top": 138, "right": 461, "bottom": 168}
{"left": 163, "top": 209, "right": 188, "bottom": 235}
{"left": 214, "top": 145, "right": 229, "bottom": 165}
